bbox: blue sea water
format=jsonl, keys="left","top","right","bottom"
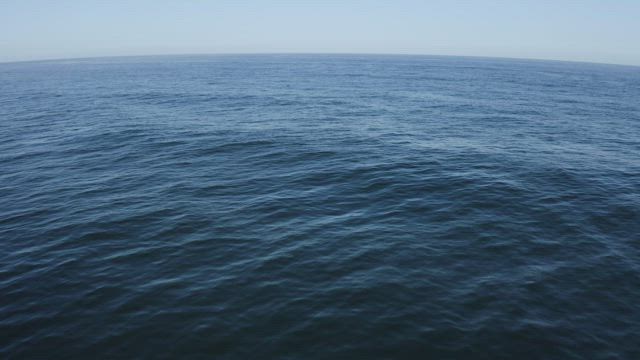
{"left": 1, "top": 55, "right": 639, "bottom": 359}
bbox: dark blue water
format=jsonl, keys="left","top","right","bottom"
{"left": 1, "top": 55, "right": 639, "bottom": 359}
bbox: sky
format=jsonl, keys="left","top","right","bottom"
{"left": 1, "top": 0, "right": 639, "bottom": 65}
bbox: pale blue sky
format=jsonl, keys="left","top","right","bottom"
{"left": 1, "top": 0, "right": 639, "bottom": 65}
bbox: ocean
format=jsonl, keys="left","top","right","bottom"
{"left": 1, "top": 55, "right": 639, "bottom": 359}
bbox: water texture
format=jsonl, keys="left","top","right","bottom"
{"left": 1, "top": 55, "right": 639, "bottom": 359}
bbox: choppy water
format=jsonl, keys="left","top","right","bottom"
{"left": 1, "top": 55, "right": 640, "bottom": 359}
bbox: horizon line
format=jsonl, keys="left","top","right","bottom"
{"left": 1, "top": 52, "right": 639, "bottom": 69}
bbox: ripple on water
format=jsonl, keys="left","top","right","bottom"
{"left": 1, "top": 55, "right": 640, "bottom": 359}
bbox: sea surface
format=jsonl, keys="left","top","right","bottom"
{"left": 1, "top": 55, "right": 639, "bottom": 359}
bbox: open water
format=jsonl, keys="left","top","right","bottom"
{"left": 1, "top": 55, "right": 639, "bottom": 359}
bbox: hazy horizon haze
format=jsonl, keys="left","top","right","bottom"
{"left": 1, "top": 1, "right": 640, "bottom": 66}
